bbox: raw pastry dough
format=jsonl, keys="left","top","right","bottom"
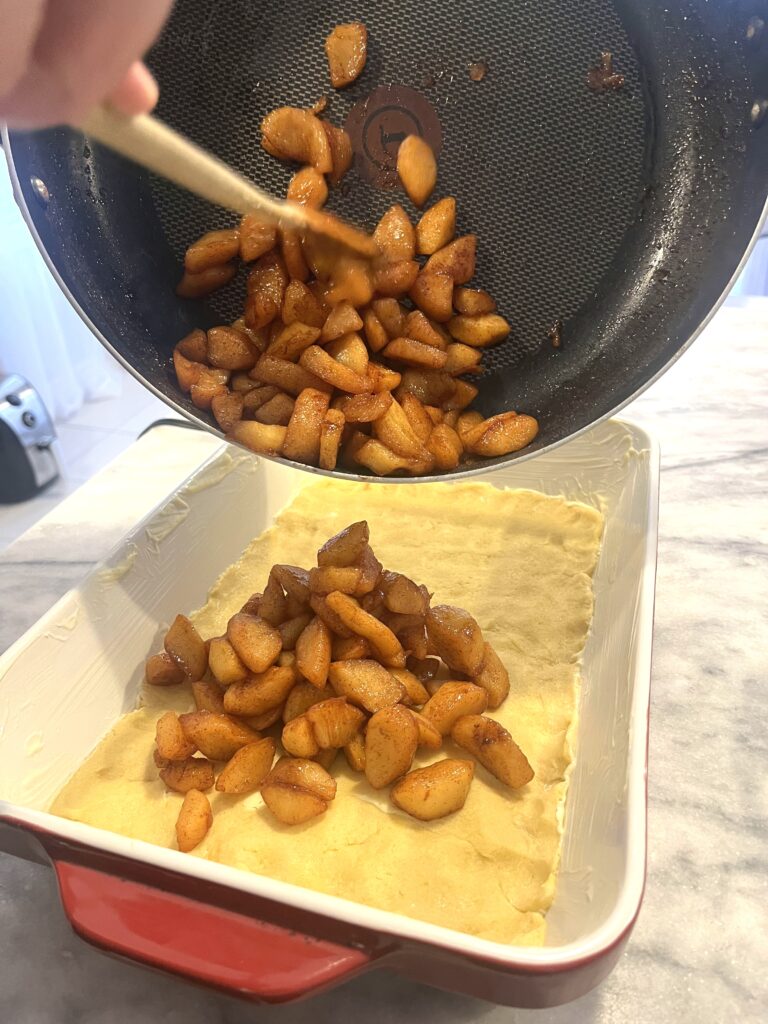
{"left": 51, "top": 479, "right": 602, "bottom": 946}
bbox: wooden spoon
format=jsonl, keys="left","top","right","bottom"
{"left": 81, "top": 105, "right": 376, "bottom": 259}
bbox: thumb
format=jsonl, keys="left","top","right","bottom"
{"left": 108, "top": 61, "right": 159, "bottom": 117}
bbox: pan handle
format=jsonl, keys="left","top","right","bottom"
{"left": 53, "top": 860, "right": 370, "bottom": 1001}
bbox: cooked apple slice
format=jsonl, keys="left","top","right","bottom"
{"left": 451, "top": 714, "right": 534, "bottom": 788}
{"left": 215, "top": 738, "right": 277, "bottom": 794}
{"left": 473, "top": 642, "right": 510, "bottom": 708}
{"left": 324, "top": 22, "right": 368, "bottom": 88}
{"left": 176, "top": 789, "right": 213, "bottom": 852}
{"left": 164, "top": 614, "right": 207, "bottom": 681}
{"left": 178, "top": 711, "right": 261, "bottom": 761}
{"left": 281, "top": 715, "right": 320, "bottom": 758}
{"left": 155, "top": 711, "right": 196, "bottom": 762}
{"left": 269, "top": 756, "right": 337, "bottom": 802}
{"left": 364, "top": 705, "right": 418, "bottom": 789}
{"left": 328, "top": 659, "right": 405, "bottom": 713}
{"left": 260, "top": 780, "right": 329, "bottom": 825}
{"left": 425, "top": 604, "right": 485, "bottom": 675}
{"left": 305, "top": 697, "right": 365, "bottom": 748}
{"left": 390, "top": 759, "right": 474, "bottom": 820}
{"left": 421, "top": 682, "right": 488, "bottom": 736}
{"left": 159, "top": 756, "right": 215, "bottom": 794}
{"left": 226, "top": 613, "right": 282, "bottom": 674}
{"left": 145, "top": 651, "right": 185, "bottom": 687}
{"left": 397, "top": 135, "right": 437, "bottom": 207}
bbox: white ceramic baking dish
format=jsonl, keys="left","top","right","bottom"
{"left": 0, "top": 417, "right": 658, "bottom": 1008}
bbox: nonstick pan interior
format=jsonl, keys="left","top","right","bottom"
{"left": 148, "top": 0, "right": 648, "bottom": 375}
{"left": 4, "top": 0, "right": 767, "bottom": 477}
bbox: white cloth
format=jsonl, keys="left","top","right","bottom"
{"left": 0, "top": 158, "right": 121, "bottom": 422}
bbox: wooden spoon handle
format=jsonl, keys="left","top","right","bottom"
{"left": 82, "top": 105, "right": 306, "bottom": 231}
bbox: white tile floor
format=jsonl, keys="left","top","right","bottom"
{"left": 0, "top": 368, "right": 177, "bottom": 551}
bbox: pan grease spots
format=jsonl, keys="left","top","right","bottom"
{"left": 468, "top": 61, "right": 488, "bottom": 82}
{"left": 586, "top": 52, "right": 625, "bottom": 92}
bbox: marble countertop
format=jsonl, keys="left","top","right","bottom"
{"left": 1, "top": 299, "right": 766, "bottom": 1024}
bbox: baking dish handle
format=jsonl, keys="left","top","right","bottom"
{"left": 54, "top": 861, "right": 370, "bottom": 1001}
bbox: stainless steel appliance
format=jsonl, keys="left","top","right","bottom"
{"left": 0, "top": 374, "right": 58, "bottom": 502}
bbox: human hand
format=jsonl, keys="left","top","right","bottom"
{"left": 0, "top": 0, "right": 173, "bottom": 128}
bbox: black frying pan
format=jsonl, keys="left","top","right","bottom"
{"left": 3, "top": 0, "right": 767, "bottom": 478}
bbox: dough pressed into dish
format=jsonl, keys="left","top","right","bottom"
{"left": 51, "top": 479, "right": 603, "bottom": 946}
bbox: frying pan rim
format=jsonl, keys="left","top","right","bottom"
{"left": 3, "top": 126, "right": 767, "bottom": 483}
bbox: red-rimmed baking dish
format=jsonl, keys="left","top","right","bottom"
{"left": 0, "top": 418, "right": 658, "bottom": 1008}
